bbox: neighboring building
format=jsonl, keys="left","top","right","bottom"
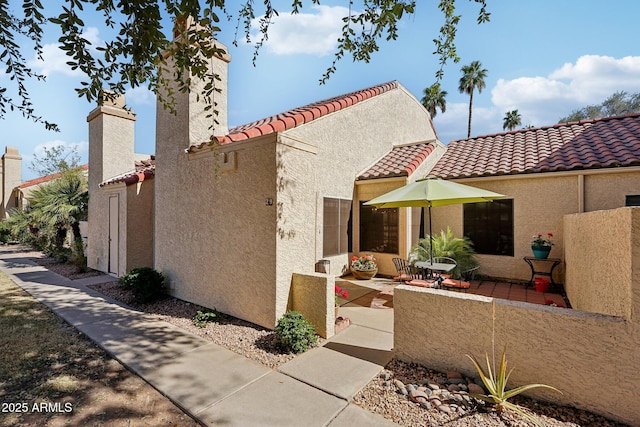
{"left": 429, "top": 113, "right": 640, "bottom": 282}
{"left": 1, "top": 146, "right": 22, "bottom": 218}
{"left": 88, "top": 30, "right": 446, "bottom": 329}
{"left": 15, "top": 165, "right": 89, "bottom": 210}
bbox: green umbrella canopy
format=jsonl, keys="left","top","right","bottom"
{"left": 364, "top": 177, "right": 505, "bottom": 209}
{"left": 364, "top": 177, "right": 505, "bottom": 264}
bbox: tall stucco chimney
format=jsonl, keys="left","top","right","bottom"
{"left": 86, "top": 92, "right": 136, "bottom": 187}
{"left": 157, "top": 16, "right": 231, "bottom": 148}
{"left": 1, "top": 146, "right": 22, "bottom": 218}
{"left": 86, "top": 92, "right": 136, "bottom": 272}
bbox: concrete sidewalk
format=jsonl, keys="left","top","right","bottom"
{"left": 0, "top": 246, "right": 397, "bottom": 427}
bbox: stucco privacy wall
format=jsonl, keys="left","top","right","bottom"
{"left": 564, "top": 207, "right": 637, "bottom": 318}
{"left": 394, "top": 285, "right": 640, "bottom": 426}
{"left": 290, "top": 272, "right": 335, "bottom": 338}
{"left": 429, "top": 170, "right": 640, "bottom": 282}
{"left": 283, "top": 84, "right": 440, "bottom": 278}
{"left": 86, "top": 96, "right": 136, "bottom": 273}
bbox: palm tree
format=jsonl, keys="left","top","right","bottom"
{"left": 421, "top": 83, "right": 447, "bottom": 118}
{"left": 28, "top": 169, "right": 88, "bottom": 253}
{"left": 458, "top": 60, "right": 488, "bottom": 138}
{"left": 503, "top": 109, "right": 522, "bottom": 131}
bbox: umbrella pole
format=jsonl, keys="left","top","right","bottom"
{"left": 428, "top": 203, "right": 433, "bottom": 264}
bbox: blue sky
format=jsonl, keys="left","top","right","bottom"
{"left": 4, "top": 1, "right": 640, "bottom": 181}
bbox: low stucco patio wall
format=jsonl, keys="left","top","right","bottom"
{"left": 394, "top": 286, "right": 640, "bottom": 426}
{"left": 289, "top": 272, "right": 335, "bottom": 338}
{"left": 564, "top": 207, "right": 638, "bottom": 319}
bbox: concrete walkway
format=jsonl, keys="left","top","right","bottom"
{"left": 0, "top": 246, "right": 397, "bottom": 427}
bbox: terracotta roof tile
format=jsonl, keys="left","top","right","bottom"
{"left": 18, "top": 164, "right": 89, "bottom": 189}
{"left": 431, "top": 114, "right": 640, "bottom": 179}
{"left": 99, "top": 156, "right": 156, "bottom": 187}
{"left": 357, "top": 143, "right": 435, "bottom": 181}
{"left": 187, "top": 81, "right": 399, "bottom": 153}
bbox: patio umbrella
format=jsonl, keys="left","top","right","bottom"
{"left": 364, "top": 177, "right": 505, "bottom": 263}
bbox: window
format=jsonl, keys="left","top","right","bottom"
{"left": 625, "top": 195, "right": 640, "bottom": 206}
{"left": 323, "top": 198, "right": 352, "bottom": 257}
{"left": 360, "top": 202, "right": 399, "bottom": 254}
{"left": 464, "top": 199, "right": 514, "bottom": 256}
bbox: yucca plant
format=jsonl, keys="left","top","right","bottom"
{"left": 467, "top": 348, "right": 561, "bottom": 426}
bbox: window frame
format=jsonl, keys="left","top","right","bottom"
{"left": 463, "top": 199, "right": 514, "bottom": 256}
{"left": 322, "top": 197, "right": 352, "bottom": 257}
{"left": 359, "top": 201, "right": 399, "bottom": 254}
{"left": 625, "top": 195, "right": 640, "bottom": 206}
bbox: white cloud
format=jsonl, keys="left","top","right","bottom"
{"left": 252, "top": 5, "right": 350, "bottom": 56}
{"left": 28, "top": 27, "right": 102, "bottom": 77}
{"left": 434, "top": 103, "right": 499, "bottom": 142}
{"left": 490, "top": 55, "right": 640, "bottom": 128}
{"left": 435, "top": 55, "right": 640, "bottom": 141}
{"left": 126, "top": 86, "right": 155, "bottom": 106}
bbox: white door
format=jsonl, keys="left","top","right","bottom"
{"left": 108, "top": 195, "right": 119, "bottom": 275}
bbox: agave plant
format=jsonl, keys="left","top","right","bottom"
{"left": 467, "top": 348, "right": 561, "bottom": 426}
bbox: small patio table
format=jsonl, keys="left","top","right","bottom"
{"left": 523, "top": 256, "right": 562, "bottom": 287}
{"left": 414, "top": 261, "right": 456, "bottom": 279}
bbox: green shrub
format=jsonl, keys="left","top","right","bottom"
{"left": 119, "top": 267, "right": 166, "bottom": 303}
{"left": 193, "top": 309, "right": 218, "bottom": 328}
{"left": 0, "top": 221, "right": 10, "bottom": 243}
{"left": 275, "top": 311, "right": 318, "bottom": 354}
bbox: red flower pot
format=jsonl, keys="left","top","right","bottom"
{"left": 534, "top": 277, "right": 550, "bottom": 293}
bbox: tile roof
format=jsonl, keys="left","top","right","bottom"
{"left": 431, "top": 114, "right": 640, "bottom": 179}
{"left": 357, "top": 143, "right": 436, "bottom": 181}
{"left": 99, "top": 157, "right": 156, "bottom": 187}
{"left": 186, "top": 81, "right": 400, "bottom": 152}
{"left": 18, "top": 164, "right": 89, "bottom": 189}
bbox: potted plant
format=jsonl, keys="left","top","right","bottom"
{"left": 531, "top": 232, "right": 554, "bottom": 259}
{"left": 409, "top": 227, "right": 478, "bottom": 279}
{"left": 350, "top": 254, "right": 378, "bottom": 279}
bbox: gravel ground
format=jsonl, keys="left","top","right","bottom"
{"left": 88, "top": 281, "right": 303, "bottom": 369}
{"left": 353, "top": 359, "right": 629, "bottom": 427}
{"left": 34, "top": 255, "right": 631, "bottom": 427}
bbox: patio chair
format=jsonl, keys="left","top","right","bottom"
{"left": 392, "top": 258, "right": 420, "bottom": 282}
{"left": 461, "top": 265, "right": 480, "bottom": 281}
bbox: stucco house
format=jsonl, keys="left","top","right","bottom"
{"left": 0, "top": 145, "right": 90, "bottom": 217}
{"left": 15, "top": 164, "right": 89, "bottom": 209}
{"left": 86, "top": 32, "right": 447, "bottom": 330}
{"left": 427, "top": 113, "right": 640, "bottom": 283}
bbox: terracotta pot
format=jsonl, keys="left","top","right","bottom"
{"left": 351, "top": 268, "right": 378, "bottom": 280}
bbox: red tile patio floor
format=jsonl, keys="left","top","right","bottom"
{"left": 463, "top": 280, "right": 568, "bottom": 307}
{"left": 339, "top": 277, "right": 569, "bottom": 309}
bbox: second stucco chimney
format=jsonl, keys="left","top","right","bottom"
{"left": 86, "top": 91, "right": 136, "bottom": 187}
{"left": 158, "top": 16, "right": 231, "bottom": 147}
